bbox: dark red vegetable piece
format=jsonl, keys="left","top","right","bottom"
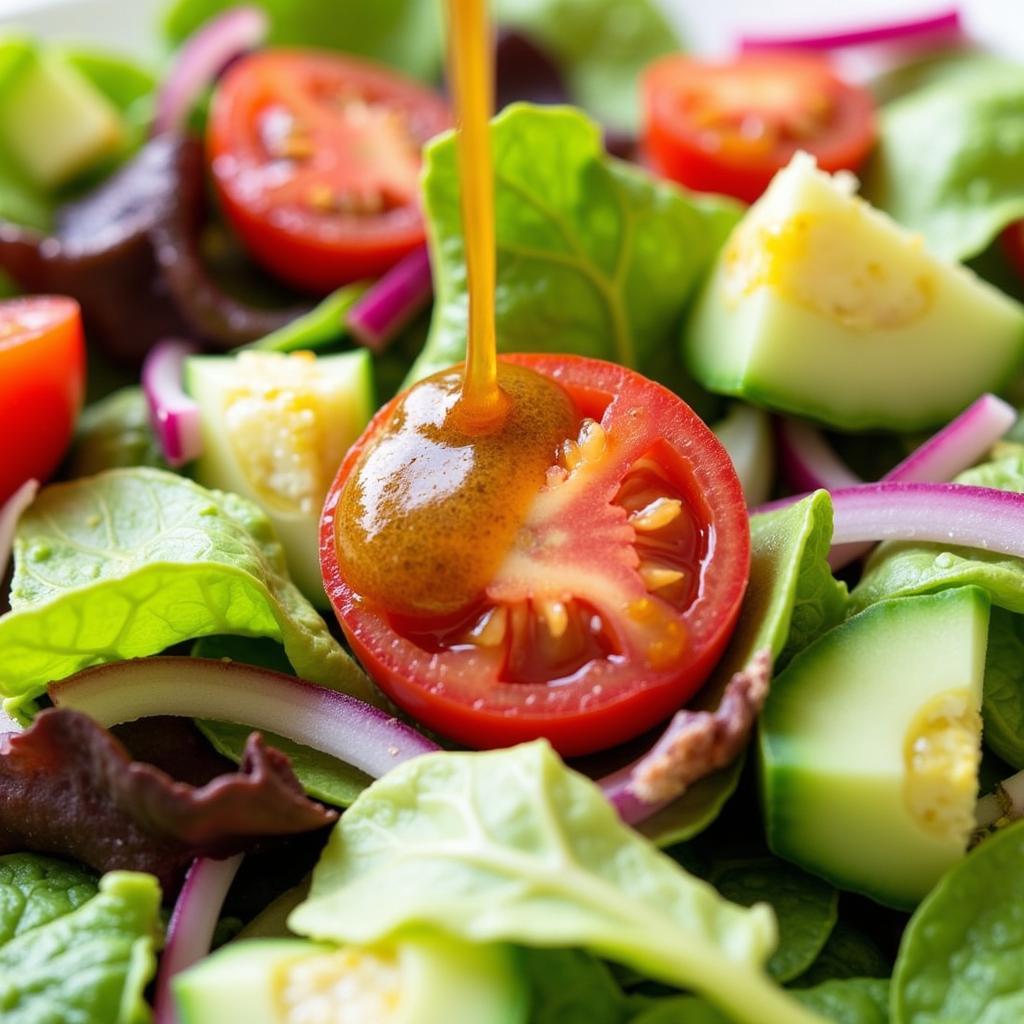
{"left": 0, "top": 709, "right": 336, "bottom": 895}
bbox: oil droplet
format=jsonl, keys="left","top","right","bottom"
{"left": 934, "top": 552, "right": 956, "bottom": 569}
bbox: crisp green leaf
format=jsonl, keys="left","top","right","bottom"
{"left": 851, "top": 456, "right": 1024, "bottom": 616}
{"left": 710, "top": 859, "right": 838, "bottom": 982}
{"left": 0, "top": 871, "right": 161, "bottom": 1024}
{"left": 0, "top": 855, "right": 97, "bottom": 948}
{"left": 637, "top": 491, "right": 844, "bottom": 847}
{"left": 494, "top": 0, "right": 680, "bottom": 131}
{"left": 892, "top": 819, "right": 1024, "bottom": 1024}
{"left": 290, "top": 741, "right": 826, "bottom": 1024}
{"left": 521, "top": 947, "right": 631, "bottom": 1024}
{"left": 793, "top": 979, "right": 890, "bottom": 1024}
{"left": 67, "top": 388, "right": 166, "bottom": 477}
{"left": 0, "top": 468, "right": 374, "bottom": 713}
{"left": 981, "top": 607, "right": 1024, "bottom": 767}
{"left": 863, "top": 65, "right": 1024, "bottom": 261}
{"left": 162, "top": 0, "right": 442, "bottom": 82}
{"left": 721, "top": 491, "right": 846, "bottom": 681}
{"left": 409, "top": 104, "right": 741, "bottom": 403}
{"left": 794, "top": 921, "right": 891, "bottom": 987}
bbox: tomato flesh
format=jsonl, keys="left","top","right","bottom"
{"left": 321, "top": 355, "right": 750, "bottom": 757}
{"left": 0, "top": 296, "right": 85, "bottom": 503}
{"left": 642, "top": 53, "right": 876, "bottom": 204}
{"left": 207, "top": 49, "right": 451, "bottom": 293}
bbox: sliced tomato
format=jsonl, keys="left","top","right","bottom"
{"left": 321, "top": 354, "right": 750, "bottom": 757}
{"left": 0, "top": 296, "right": 85, "bottom": 503}
{"left": 642, "top": 52, "right": 876, "bottom": 204}
{"left": 207, "top": 48, "right": 451, "bottom": 293}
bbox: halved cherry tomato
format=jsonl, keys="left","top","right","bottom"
{"left": 207, "top": 49, "right": 451, "bottom": 293}
{"left": 0, "top": 296, "right": 85, "bottom": 503}
{"left": 321, "top": 354, "right": 750, "bottom": 757}
{"left": 642, "top": 52, "right": 876, "bottom": 204}
{"left": 1001, "top": 221, "right": 1024, "bottom": 281}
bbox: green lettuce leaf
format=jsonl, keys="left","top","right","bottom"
{"left": 494, "top": 0, "right": 679, "bottom": 131}
{"left": 980, "top": 607, "right": 1024, "bottom": 768}
{"left": 892, "top": 818, "right": 1024, "bottom": 1024}
{"left": 793, "top": 979, "right": 890, "bottom": 1024}
{"left": 793, "top": 921, "right": 891, "bottom": 987}
{"left": 67, "top": 388, "right": 166, "bottom": 477}
{"left": 637, "top": 491, "right": 844, "bottom": 847}
{"left": 290, "top": 741, "right": 826, "bottom": 1024}
{"left": 863, "top": 65, "right": 1024, "bottom": 262}
{"left": 521, "top": 947, "right": 631, "bottom": 1024}
{"left": 408, "top": 103, "right": 741, "bottom": 402}
{"left": 709, "top": 858, "right": 838, "bottom": 983}
{"left": 0, "top": 468, "right": 374, "bottom": 712}
{"left": 162, "top": 0, "right": 442, "bottom": 82}
{"left": 0, "top": 871, "right": 161, "bottom": 1024}
{"left": 0, "top": 854, "right": 97, "bottom": 947}
{"left": 850, "top": 456, "right": 1024, "bottom": 616}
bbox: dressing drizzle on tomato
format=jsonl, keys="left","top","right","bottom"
{"left": 335, "top": 0, "right": 577, "bottom": 622}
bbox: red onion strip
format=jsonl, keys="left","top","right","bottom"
{"left": 826, "top": 481, "right": 1024, "bottom": 555}
{"left": 777, "top": 417, "right": 862, "bottom": 493}
{"left": 154, "top": 6, "right": 269, "bottom": 135}
{"left": 49, "top": 657, "right": 439, "bottom": 779}
{"left": 889, "top": 394, "right": 1016, "bottom": 484}
{"left": 738, "top": 8, "right": 962, "bottom": 52}
{"left": 153, "top": 854, "right": 244, "bottom": 1024}
{"left": 142, "top": 339, "right": 203, "bottom": 468}
{"left": 345, "top": 245, "right": 433, "bottom": 352}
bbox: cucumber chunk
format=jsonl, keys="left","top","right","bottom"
{"left": 0, "top": 48, "right": 124, "bottom": 188}
{"left": 684, "top": 153, "right": 1024, "bottom": 431}
{"left": 186, "top": 349, "right": 374, "bottom": 605}
{"left": 760, "top": 587, "right": 990, "bottom": 908}
{"left": 174, "top": 935, "right": 527, "bottom": 1024}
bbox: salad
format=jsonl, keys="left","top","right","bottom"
{"left": 3, "top": 1, "right": 1024, "bottom": 1022}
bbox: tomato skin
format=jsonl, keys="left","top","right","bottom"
{"left": 207, "top": 49, "right": 451, "bottom": 293}
{"left": 642, "top": 53, "right": 876, "bottom": 204}
{"left": 0, "top": 296, "right": 85, "bottom": 503}
{"left": 321, "top": 354, "right": 750, "bottom": 757}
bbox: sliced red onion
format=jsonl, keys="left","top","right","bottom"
{"left": 888, "top": 394, "right": 1016, "bottom": 485}
{"left": 824, "top": 481, "right": 1024, "bottom": 556}
{"left": 777, "top": 417, "right": 862, "bottom": 493}
{"left": 142, "top": 339, "right": 203, "bottom": 468}
{"left": 50, "top": 657, "right": 439, "bottom": 779}
{"left": 153, "top": 854, "right": 244, "bottom": 1024}
{"left": 738, "top": 8, "right": 962, "bottom": 52}
{"left": 766, "top": 395, "right": 1016, "bottom": 568}
{"left": 345, "top": 245, "right": 433, "bottom": 352}
{"left": 0, "top": 478, "right": 38, "bottom": 580}
{"left": 154, "top": 6, "right": 269, "bottom": 136}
